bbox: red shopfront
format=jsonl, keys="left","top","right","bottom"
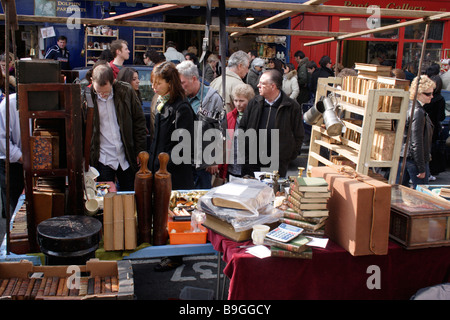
{"left": 290, "top": 0, "right": 450, "bottom": 73}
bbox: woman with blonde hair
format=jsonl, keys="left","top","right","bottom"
{"left": 397, "top": 75, "right": 435, "bottom": 188}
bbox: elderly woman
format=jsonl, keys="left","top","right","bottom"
{"left": 218, "top": 83, "right": 255, "bottom": 180}
{"left": 397, "top": 75, "right": 435, "bottom": 188}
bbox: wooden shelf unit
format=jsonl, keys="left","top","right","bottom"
{"left": 307, "top": 77, "right": 410, "bottom": 184}
{"left": 84, "top": 30, "right": 119, "bottom": 66}
{"left": 133, "top": 30, "right": 165, "bottom": 55}
{"left": 18, "top": 83, "right": 85, "bottom": 252}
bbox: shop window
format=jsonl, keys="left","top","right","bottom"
{"left": 339, "top": 18, "right": 399, "bottom": 39}
{"left": 367, "top": 42, "right": 398, "bottom": 67}
{"left": 404, "top": 22, "right": 444, "bottom": 41}
{"left": 402, "top": 42, "right": 443, "bottom": 74}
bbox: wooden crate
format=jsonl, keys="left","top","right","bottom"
{"left": 390, "top": 185, "right": 450, "bottom": 249}
{"left": 0, "top": 259, "right": 134, "bottom": 300}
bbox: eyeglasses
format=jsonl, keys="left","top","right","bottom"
{"left": 422, "top": 92, "right": 433, "bottom": 97}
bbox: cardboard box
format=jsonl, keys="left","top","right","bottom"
{"left": 311, "top": 166, "right": 391, "bottom": 256}
{"left": 0, "top": 259, "right": 133, "bottom": 300}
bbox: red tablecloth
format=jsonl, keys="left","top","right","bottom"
{"left": 208, "top": 230, "right": 450, "bottom": 300}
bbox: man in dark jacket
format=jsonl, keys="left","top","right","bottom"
{"left": 89, "top": 64, "right": 147, "bottom": 191}
{"left": 310, "top": 55, "right": 335, "bottom": 98}
{"left": 44, "top": 35, "right": 71, "bottom": 70}
{"left": 239, "top": 69, "right": 304, "bottom": 177}
{"left": 294, "top": 50, "right": 310, "bottom": 107}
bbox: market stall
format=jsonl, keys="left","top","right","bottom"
{"left": 1, "top": 0, "right": 450, "bottom": 302}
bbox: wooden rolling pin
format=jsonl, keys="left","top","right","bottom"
{"left": 153, "top": 152, "right": 171, "bottom": 246}
{"left": 134, "top": 151, "right": 153, "bottom": 244}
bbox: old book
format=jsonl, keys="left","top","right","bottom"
{"left": 36, "top": 277, "right": 47, "bottom": 299}
{"left": 56, "top": 277, "right": 65, "bottom": 296}
{"left": 113, "top": 194, "right": 124, "bottom": 250}
{"left": 79, "top": 277, "right": 88, "bottom": 296}
{"left": 24, "top": 278, "right": 35, "bottom": 300}
{"left": 111, "top": 276, "right": 119, "bottom": 292}
{"left": 11, "top": 278, "right": 23, "bottom": 299}
{"left": 287, "top": 201, "right": 329, "bottom": 217}
{"left": 3, "top": 278, "right": 18, "bottom": 297}
{"left": 264, "top": 234, "right": 311, "bottom": 253}
{"left": 103, "top": 192, "right": 116, "bottom": 251}
{"left": 211, "top": 183, "right": 269, "bottom": 210}
{"left": 0, "top": 279, "right": 8, "bottom": 296}
{"left": 30, "top": 278, "right": 42, "bottom": 300}
{"left": 104, "top": 276, "right": 112, "bottom": 293}
{"left": 354, "top": 63, "right": 392, "bottom": 73}
{"left": 87, "top": 277, "right": 95, "bottom": 295}
{"left": 280, "top": 217, "right": 327, "bottom": 231}
{"left": 283, "top": 209, "right": 326, "bottom": 224}
{"left": 16, "top": 278, "right": 29, "bottom": 300}
{"left": 293, "top": 177, "right": 329, "bottom": 192}
{"left": 123, "top": 193, "right": 137, "bottom": 250}
{"left": 94, "top": 276, "right": 101, "bottom": 295}
{"left": 301, "top": 210, "right": 329, "bottom": 218}
{"left": 302, "top": 228, "right": 326, "bottom": 237}
{"left": 290, "top": 187, "right": 331, "bottom": 198}
{"left": 49, "top": 277, "right": 59, "bottom": 296}
{"left": 371, "top": 129, "right": 396, "bottom": 161}
{"left": 270, "top": 247, "right": 313, "bottom": 259}
{"left": 202, "top": 213, "right": 252, "bottom": 242}
{"left": 30, "top": 135, "right": 60, "bottom": 170}
{"left": 299, "top": 202, "right": 328, "bottom": 210}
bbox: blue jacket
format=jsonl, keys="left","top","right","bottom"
{"left": 44, "top": 44, "right": 71, "bottom": 70}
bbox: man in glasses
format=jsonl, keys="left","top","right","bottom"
{"left": 89, "top": 64, "right": 147, "bottom": 191}
{"left": 239, "top": 69, "right": 305, "bottom": 177}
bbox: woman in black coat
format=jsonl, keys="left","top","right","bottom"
{"left": 149, "top": 61, "right": 195, "bottom": 190}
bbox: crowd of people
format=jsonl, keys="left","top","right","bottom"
{"left": 0, "top": 36, "right": 450, "bottom": 268}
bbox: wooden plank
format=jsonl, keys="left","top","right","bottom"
{"left": 305, "top": 11, "right": 450, "bottom": 47}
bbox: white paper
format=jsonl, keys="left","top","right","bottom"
{"left": 216, "top": 183, "right": 248, "bottom": 196}
{"left": 306, "top": 237, "right": 329, "bottom": 248}
{"left": 246, "top": 245, "right": 272, "bottom": 259}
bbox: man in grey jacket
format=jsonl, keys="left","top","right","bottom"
{"left": 177, "top": 60, "right": 225, "bottom": 188}
{"left": 210, "top": 50, "right": 250, "bottom": 113}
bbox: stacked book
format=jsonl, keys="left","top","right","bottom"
{"left": 264, "top": 233, "right": 313, "bottom": 259}
{"left": 284, "top": 177, "right": 331, "bottom": 237}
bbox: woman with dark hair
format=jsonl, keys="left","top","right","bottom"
{"left": 149, "top": 61, "right": 196, "bottom": 272}
{"left": 149, "top": 61, "right": 195, "bottom": 190}
{"left": 185, "top": 52, "right": 202, "bottom": 77}
{"left": 310, "top": 55, "right": 334, "bottom": 97}
{"left": 117, "top": 67, "right": 142, "bottom": 103}
{"left": 424, "top": 74, "right": 446, "bottom": 178}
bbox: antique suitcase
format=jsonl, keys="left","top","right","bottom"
{"left": 311, "top": 165, "right": 391, "bottom": 256}
{"left": 390, "top": 185, "right": 450, "bottom": 249}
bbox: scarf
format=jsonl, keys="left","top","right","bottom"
{"left": 156, "top": 94, "right": 170, "bottom": 113}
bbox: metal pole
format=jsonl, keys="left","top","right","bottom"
{"left": 398, "top": 21, "right": 430, "bottom": 185}
{"left": 3, "top": 0, "right": 11, "bottom": 255}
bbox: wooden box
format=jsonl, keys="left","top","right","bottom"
{"left": 311, "top": 166, "right": 391, "bottom": 256}
{"left": 0, "top": 259, "right": 134, "bottom": 300}
{"left": 390, "top": 185, "right": 450, "bottom": 249}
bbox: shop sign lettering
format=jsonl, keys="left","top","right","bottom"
{"left": 344, "top": 1, "right": 425, "bottom": 10}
